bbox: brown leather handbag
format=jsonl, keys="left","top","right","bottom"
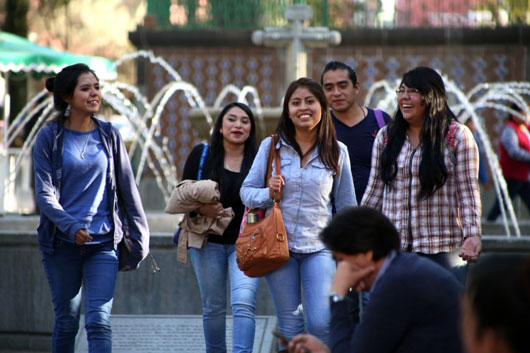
{"left": 236, "top": 135, "right": 289, "bottom": 277}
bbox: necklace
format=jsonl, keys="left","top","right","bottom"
{"left": 224, "top": 156, "right": 242, "bottom": 172}
{"left": 358, "top": 104, "right": 366, "bottom": 119}
{"left": 71, "top": 120, "right": 92, "bottom": 159}
{"left": 301, "top": 145, "right": 315, "bottom": 160}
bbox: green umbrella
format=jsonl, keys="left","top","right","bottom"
{"left": 0, "top": 31, "right": 116, "bottom": 79}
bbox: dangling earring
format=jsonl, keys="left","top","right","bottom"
{"left": 64, "top": 105, "right": 71, "bottom": 118}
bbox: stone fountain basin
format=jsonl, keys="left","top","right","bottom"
{"left": 0, "top": 212, "right": 181, "bottom": 234}
{"left": 1, "top": 213, "right": 529, "bottom": 250}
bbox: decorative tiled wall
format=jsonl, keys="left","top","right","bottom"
{"left": 143, "top": 44, "right": 525, "bottom": 176}
{"left": 146, "top": 47, "right": 282, "bottom": 174}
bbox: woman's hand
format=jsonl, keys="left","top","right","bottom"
{"left": 288, "top": 334, "right": 330, "bottom": 353}
{"left": 74, "top": 229, "right": 93, "bottom": 245}
{"left": 197, "top": 202, "right": 226, "bottom": 219}
{"left": 459, "top": 235, "right": 482, "bottom": 262}
{"left": 269, "top": 174, "right": 285, "bottom": 199}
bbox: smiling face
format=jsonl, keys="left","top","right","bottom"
{"left": 65, "top": 72, "right": 101, "bottom": 117}
{"left": 288, "top": 87, "right": 322, "bottom": 132}
{"left": 219, "top": 106, "right": 252, "bottom": 146}
{"left": 397, "top": 84, "right": 426, "bottom": 127}
{"left": 322, "top": 69, "right": 359, "bottom": 113}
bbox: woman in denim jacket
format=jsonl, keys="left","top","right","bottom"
{"left": 33, "top": 64, "right": 149, "bottom": 353}
{"left": 240, "top": 78, "right": 356, "bottom": 351}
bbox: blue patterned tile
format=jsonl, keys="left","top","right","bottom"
{"left": 429, "top": 57, "right": 443, "bottom": 71}
{"left": 473, "top": 58, "right": 486, "bottom": 70}
{"left": 473, "top": 73, "right": 486, "bottom": 83}
{"left": 180, "top": 119, "right": 191, "bottom": 129}
{"left": 220, "top": 58, "right": 231, "bottom": 70}
{"left": 192, "top": 58, "right": 203, "bottom": 69}
{"left": 247, "top": 58, "right": 258, "bottom": 70}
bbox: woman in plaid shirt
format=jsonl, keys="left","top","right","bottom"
{"left": 361, "top": 66, "right": 482, "bottom": 271}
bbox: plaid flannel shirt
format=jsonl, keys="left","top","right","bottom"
{"left": 361, "top": 122, "right": 481, "bottom": 254}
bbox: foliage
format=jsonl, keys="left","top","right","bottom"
{"left": 208, "top": 0, "right": 262, "bottom": 28}
{"left": 507, "top": 0, "right": 530, "bottom": 24}
{"left": 2, "top": 0, "right": 29, "bottom": 123}
{"left": 180, "top": 0, "right": 199, "bottom": 26}
{"left": 27, "top": 0, "right": 146, "bottom": 59}
{"left": 147, "top": 0, "right": 171, "bottom": 28}
{"left": 3, "top": 0, "right": 29, "bottom": 36}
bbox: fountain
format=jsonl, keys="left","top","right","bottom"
{"left": 2, "top": 9, "right": 530, "bottom": 352}
{"left": 4, "top": 51, "right": 527, "bottom": 239}
{"left": 1, "top": 3, "right": 528, "bottom": 239}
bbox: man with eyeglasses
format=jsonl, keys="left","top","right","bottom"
{"left": 320, "top": 61, "right": 392, "bottom": 324}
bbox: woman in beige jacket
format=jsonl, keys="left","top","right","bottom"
{"left": 181, "top": 102, "right": 258, "bottom": 353}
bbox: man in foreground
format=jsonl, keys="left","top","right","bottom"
{"left": 287, "top": 207, "right": 463, "bottom": 353}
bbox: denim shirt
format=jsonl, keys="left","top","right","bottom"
{"left": 240, "top": 136, "right": 356, "bottom": 253}
{"left": 33, "top": 118, "right": 150, "bottom": 268}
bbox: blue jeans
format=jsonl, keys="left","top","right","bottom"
{"left": 346, "top": 290, "right": 371, "bottom": 323}
{"left": 190, "top": 242, "right": 259, "bottom": 353}
{"left": 417, "top": 252, "right": 469, "bottom": 284}
{"left": 42, "top": 240, "right": 118, "bottom": 353}
{"left": 265, "top": 249, "right": 335, "bottom": 347}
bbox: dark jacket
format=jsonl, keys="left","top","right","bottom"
{"left": 330, "top": 252, "right": 463, "bottom": 353}
{"left": 33, "top": 117, "right": 149, "bottom": 268}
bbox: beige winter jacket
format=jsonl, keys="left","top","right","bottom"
{"left": 165, "top": 179, "right": 234, "bottom": 263}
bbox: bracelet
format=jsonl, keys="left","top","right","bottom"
{"left": 329, "top": 292, "right": 346, "bottom": 303}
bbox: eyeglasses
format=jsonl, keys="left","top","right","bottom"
{"left": 395, "top": 87, "right": 421, "bottom": 96}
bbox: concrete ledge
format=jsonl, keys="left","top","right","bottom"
{"left": 0, "top": 231, "right": 274, "bottom": 352}
{"left": 482, "top": 235, "right": 530, "bottom": 252}
{"left": 129, "top": 26, "right": 530, "bottom": 48}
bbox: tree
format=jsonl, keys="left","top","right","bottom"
{"left": 507, "top": 0, "right": 530, "bottom": 24}
{"left": 27, "top": 0, "right": 146, "bottom": 59}
{"left": 2, "top": 0, "right": 29, "bottom": 124}
{"left": 209, "top": 0, "right": 262, "bottom": 28}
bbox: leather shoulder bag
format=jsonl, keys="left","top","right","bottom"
{"left": 236, "top": 135, "right": 289, "bottom": 277}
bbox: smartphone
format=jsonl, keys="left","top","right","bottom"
{"left": 272, "top": 330, "right": 291, "bottom": 343}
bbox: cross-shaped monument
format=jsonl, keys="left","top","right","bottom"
{"left": 252, "top": 4, "right": 341, "bottom": 89}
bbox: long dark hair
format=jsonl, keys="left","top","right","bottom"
{"left": 381, "top": 66, "right": 456, "bottom": 200}
{"left": 466, "top": 254, "right": 530, "bottom": 353}
{"left": 276, "top": 77, "right": 340, "bottom": 174}
{"left": 45, "top": 63, "right": 98, "bottom": 125}
{"left": 202, "top": 102, "right": 258, "bottom": 193}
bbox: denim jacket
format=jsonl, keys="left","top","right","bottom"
{"left": 33, "top": 117, "right": 150, "bottom": 268}
{"left": 240, "top": 136, "right": 356, "bottom": 253}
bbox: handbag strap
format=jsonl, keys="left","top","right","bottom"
{"left": 374, "top": 109, "right": 386, "bottom": 129}
{"left": 264, "top": 136, "right": 275, "bottom": 187}
{"left": 269, "top": 134, "right": 282, "bottom": 202}
{"left": 197, "top": 143, "right": 209, "bottom": 181}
